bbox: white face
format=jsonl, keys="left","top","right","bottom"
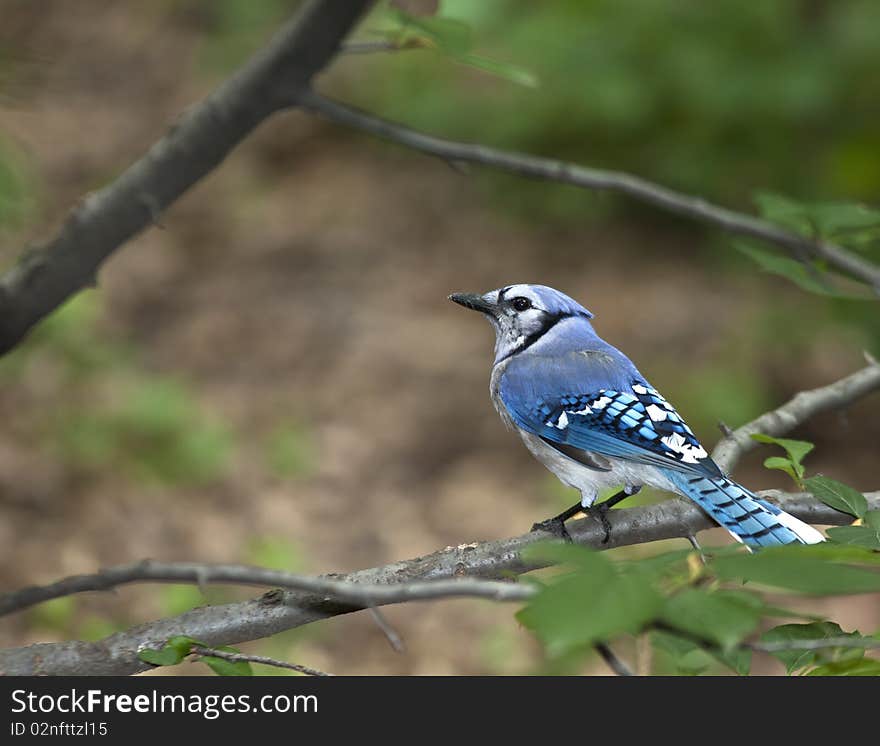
{"left": 483, "top": 285, "right": 559, "bottom": 362}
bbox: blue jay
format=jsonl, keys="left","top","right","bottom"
{"left": 450, "top": 284, "right": 824, "bottom": 548}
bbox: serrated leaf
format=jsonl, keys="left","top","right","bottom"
{"left": 711, "top": 546, "right": 880, "bottom": 594}
{"left": 651, "top": 631, "right": 712, "bottom": 675}
{"left": 660, "top": 589, "right": 762, "bottom": 651}
{"left": 517, "top": 551, "right": 662, "bottom": 657}
{"left": 760, "top": 622, "right": 863, "bottom": 674}
{"left": 826, "top": 525, "right": 880, "bottom": 549}
{"left": 712, "top": 645, "right": 753, "bottom": 676}
{"left": 807, "top": 658, "right": 880, "bottom": 676}
{"left": 804, "top": 475, "right": 868, "bottom": 518}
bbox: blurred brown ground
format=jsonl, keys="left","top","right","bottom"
{"left": 0, "top": 2, "right": 877, "bottom": 675}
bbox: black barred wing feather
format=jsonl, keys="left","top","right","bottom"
{"left": 501, "top": 371, "right": 721, "bottom": 478}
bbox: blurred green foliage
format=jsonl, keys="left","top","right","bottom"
{"left": 245, "top": 536, "right": 305, "bottom": 571}
{"left": 0, "top": 133, "right": 32, "bottom": 231}
{"left": 352, "top": 0, "right": 880, "bottom": 211}
{"left": 28, "top": 596, "right": 126, "bottom": 642}
{"left": 265, "top": 422, "right": 314, "bottom": 480}
{"left": 0, "top": 293, "right": 233, "bottom": 487}
{"left": 193, "top": 0, "right": 297, "bottom": 74}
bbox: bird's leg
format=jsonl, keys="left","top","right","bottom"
{"left": 531, "top": 486, "right": 642, "bottom": 544}
{"left": 531, "top": 502, "right": 583, "bottom": 543}
{"left": 582, "top": 485, "right": 642, "bottom": 544}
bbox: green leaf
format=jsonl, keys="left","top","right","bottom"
{"left": 735, "top": 242, "right": 863, "bottom": 298}
{"left": 517, "top": 549, "right": 662, "bottom": 657}
{"left": 138, "top": 635, "right": 198, "bottom": 668}
{"left": 712, "top": 546, "right": 880, "bottom": 595}
{"left": 826, "top": 525, "right": 880, "bottom": 550}
{"left": 763, "top": 456, "right": 801, "bottom": 482}
{"left": 807, "top": 658, "right": 880, "bottom": 676}
{"left": 651, "top": 631, "right": 712, "bottom": 675}
{"left": 166, "top": 635, "right": 199, "bottom": 657}
{"left": 199, "top": 646, "right": 253, "bottom": 677}
{"left": 760, "top": 622, "right": 863, "bottom": 674}
{"left": 653, "top": 623, "right": 752, "bottom": 675}
{"left": 138, "top": 635, "right": 210, "bottom": 669}
{"left": 751, "top": 433, "right": 814, "bottom": 484}
{"left": 865, "top": 511, "right": 880, "bottom": 530}
{"left": 808, "top": 202, "right": 880, "bottom": 238}
{"left": 454, "top": 53, "right": 539, "bottom": 87}
{"left": 712, "top": 645, "right": 753, "bottom": 676}
{"left": 753, "top": 191, "right": 813, "bottom": 236}
{"left": 751, "top": 434, "right": 814, "bottom": 467}
{"left": 660, "top": 589, "right": 762, "bottom": 651}
{"left": 804, "top": 475, "right": 868, "bottom": 519}
{"left": 138, "top": 647, "right": 183, "bottom": 667}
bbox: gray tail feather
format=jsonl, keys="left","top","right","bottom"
{"left": 669, "top": 471, "right": 824, "bottom": 547}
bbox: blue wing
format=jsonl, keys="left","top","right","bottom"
{"left": 498, "top": 350, "right": 721, "bottom": 478}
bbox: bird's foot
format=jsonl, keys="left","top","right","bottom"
{"left": 531, "top": 516, "right": 573, "bottom": 543}
{"left": 583, "top": 486, "right": 641, "bottom": 544}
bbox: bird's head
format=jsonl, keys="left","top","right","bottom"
{"left": 449, "top": 284, "right": 593, "bottom": 363}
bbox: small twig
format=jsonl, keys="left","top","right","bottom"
{"left": 717, "top": 421, "right": 734, "bottom": 438}
{"left": 368, "top": 607, "right": 405, "bottom": 653}
{"left": 341, "top": 39, "right": 403, "bottom": 54}
{"left": 595, "top": 642, "right": 634, "bottom": 676}
{"left": 190, "top": 646, "right": 333, "bottom": 676}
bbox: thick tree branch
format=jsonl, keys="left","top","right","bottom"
{"left": 298, "top": 92, "right": 880, "bottom": 293}
{"left": 0, "top": 0, "right": 376, "bottom": 356}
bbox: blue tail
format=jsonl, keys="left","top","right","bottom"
{"left": 668, "top": 471, "right": 824, "bottom": 547}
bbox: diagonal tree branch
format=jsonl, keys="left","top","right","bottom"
{"left": 712, "top": 357, "right": 880, "bottom": 471}
{"left": 0, "top": 361, "right": 877, "bottom": 675}
{"left": 0, "top": 0, "right": 376, "bottom": 357}
{"left": 297, "top": 92, "right": 880, "bottom": 293}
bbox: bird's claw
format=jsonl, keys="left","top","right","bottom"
{"left": 531, "top": 517, "right": 573, "bottom": 543}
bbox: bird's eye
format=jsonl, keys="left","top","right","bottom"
{"left": 512, "top": 297, "right": 532, "bottom": 312}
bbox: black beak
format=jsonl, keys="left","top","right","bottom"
{"left": 449, "top": 292, "right": 495, "bottom": 315}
